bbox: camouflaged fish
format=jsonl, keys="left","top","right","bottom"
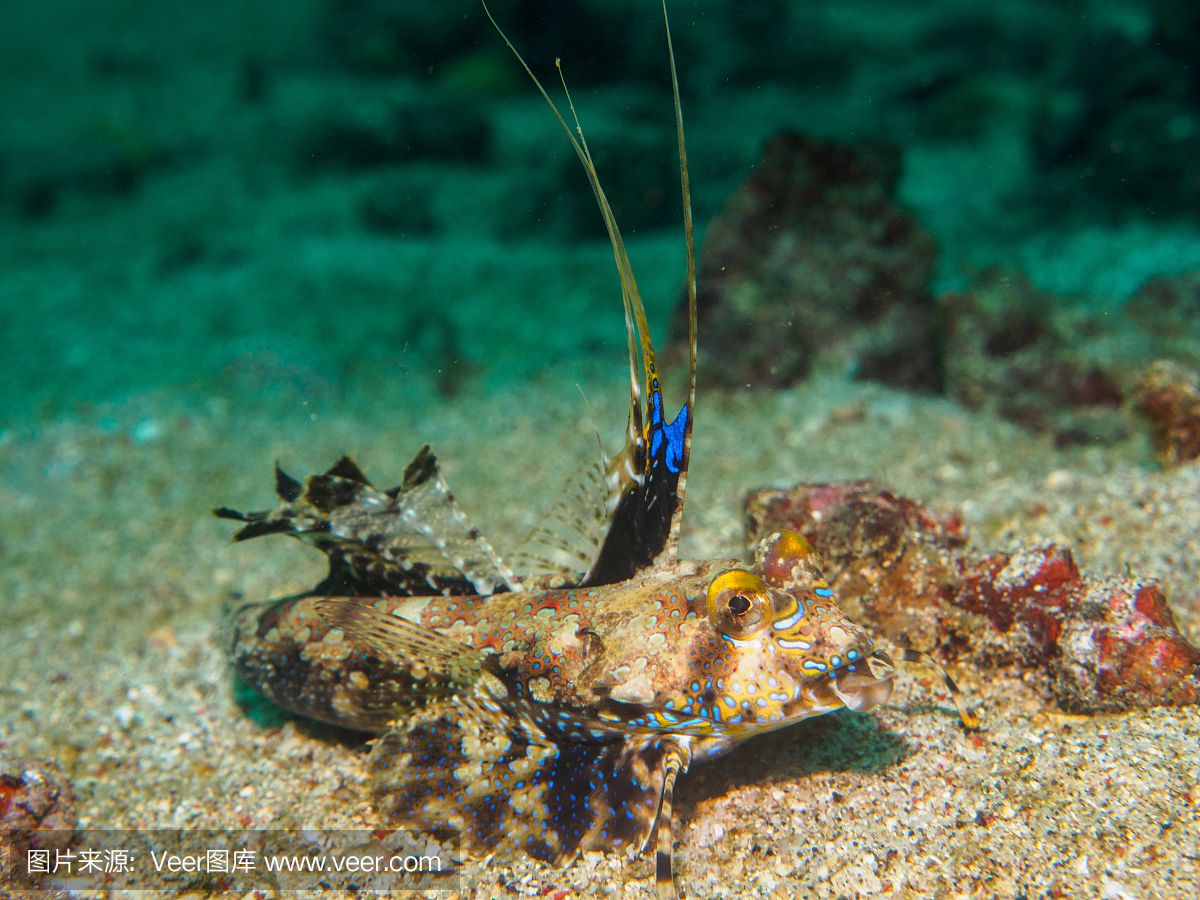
{"left": 217, "top": 3, "right": 977, "bottom": 897}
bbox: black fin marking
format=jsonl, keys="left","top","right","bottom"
{"left": 215, "top": 446, "right": 519, "bottom": 598}
{"left": 274, "top": 463, "right": 303, "bottom": 502}
{"left": 325, "top": 455, "right": 371, "bottom": 484}
{"left": 583, "top": 394, "right": 689, "bottom": 586}
{"left": 369, "top": 695, "right": 681, "bottom": 864}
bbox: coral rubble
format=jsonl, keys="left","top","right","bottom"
{"left": 746, "top": 482, "right": 1200, "bottom": 713}
{"left": 1136, "top": 359, "right": 1200, "bottom": 466}
{"left": 0, "top": 757, "right": 77, "bottom": 877}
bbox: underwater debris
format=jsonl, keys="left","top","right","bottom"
{"left": 746, "top": 483, "right": 1200, "bottom": 714}
{"left": 0, "top": 757, "right": 77, "bottom": 871}
{"left": 1136, "top": 359, "right": 1200, "bottom": 466}
{"left": 675, "top": 132, "right": 940, "bottom": 391}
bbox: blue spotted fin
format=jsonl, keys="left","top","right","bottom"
{"left": 368, "top": 693, "right": 685, "bottom": 865}
{"left": 482, "top": 0, "right": 698, "bottom": 588}
{"left": 216, "top": 445, "right": 520, "bottom": 597}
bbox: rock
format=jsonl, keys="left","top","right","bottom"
{"left": 1135, "top": 359, "right": 1200, "bottom": 466}
{"left": 745, "top": 481, "right": 969, "bottom": 650}
{"left": 1125, "top": 271, "right": 1200, "bottom": 369}
{"left": 940, "top": 268, "right": 1126, "bottom": 447}
{"left": 0, "top": 758, "right": 77, "bottom": 878}
{"left": 675, "top": 132, "right": 941, "bottom": 391}
{"left": 745, "top": 483, "right": 1200, "bottom": 713}
{"left": 1055, "top": 578, "right": 1200, "bottom": 712}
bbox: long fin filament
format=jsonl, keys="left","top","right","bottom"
{"left": 660, "top": 0, "right": 697, "bottom": 561}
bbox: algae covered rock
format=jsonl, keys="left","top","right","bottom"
{"left": 745, "top": 482, "right": 1200, "bottom": 714}
{"left": 1136, "top": 359, "right": 1200, "bottom": 466}
{"left": 940, "top": 268, "right": 1126, "bottom": 447}
{"left": 676, "top": 132, "right": 941, "bottom": 391}
{"left": 0, "top": 757, "right": 77, "bottom": 881}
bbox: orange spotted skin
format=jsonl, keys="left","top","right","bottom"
{"left": 229, "top": 563, "right": 718, "bottom": 732}
{"left": 224, "top": 520, "right": 904, "bottom": 880}
{"left": 230, "top": 545, "right": 883, "bottom": 751}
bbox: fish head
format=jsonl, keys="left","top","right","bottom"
{"left": 698, "top": 530, "right": 895, "bottom": 732}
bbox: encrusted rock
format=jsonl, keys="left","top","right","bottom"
{"left": 940, "top": 268, "right": 1126, "bottom": 446}
{"left": 1135, "top": 359, "right": 1200, "bottom": 466}
{"left": 0, "top": 758, "right": 77, "bottom": 877}
{"left": 675, "top": 132, "right": 941, "bottom": 391}
{"left": 745, "top": 481, "right": 971, "bottom": 651}
{"left": 746, "top": 483, "right": 1200, "bottom": 713}
{"left": 1055, "top": 577, "right": 1200, "bottom": 712}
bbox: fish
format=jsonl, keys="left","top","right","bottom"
{"left": 216, "top": 2, "right": 978, "bottom": 897}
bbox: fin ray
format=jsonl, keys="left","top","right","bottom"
{"left": 369, "top": 695, "right": 683, "bottom": 864}
{"left": 482, "top": 0, "right": 699, "bottom": 587}
{"left": 216, "top": 446, "right": 520, "bottom": 597}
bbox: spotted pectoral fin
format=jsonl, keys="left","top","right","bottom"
{"left": 369, "top": 694, "right": 681, "bottom": 865}
{"left": 215, "top": 446, "right": 520, "bottom": 598}
{"left": 304, "top": 598, "right": 489, "bottom": 725}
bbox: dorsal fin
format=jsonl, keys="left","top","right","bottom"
{"left": 482, "top": 0, "right": 698, "bottom": 586}
{"left": 216, "top": 446, "right": 520, "bottom": 597}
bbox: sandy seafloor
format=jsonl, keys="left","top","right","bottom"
{"left": 7, "top": 362, "right": 1200, "bottom": 897}
{"left": 4, "top": 1, "right": 1200, "bottom": 898}
{"left": 4, "top": 366, "right": 1200, "bottom": 899}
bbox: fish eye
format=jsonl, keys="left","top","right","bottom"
{"left": 706, "top": 570, "right": 771, "bottom": 639}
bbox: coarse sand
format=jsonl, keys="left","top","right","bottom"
{"left": 3, "top": 367, "right": 1198, "bottom": 898}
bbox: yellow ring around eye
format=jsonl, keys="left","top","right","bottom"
{"left": 706, "top": 569, "right": 767, "bottom": 617}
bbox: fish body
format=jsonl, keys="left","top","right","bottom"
{"left": 230, "top": 542, "right": 886, "bottom": 745}
{"left": 218, "top": 3, "right": 972, "bottom": 896}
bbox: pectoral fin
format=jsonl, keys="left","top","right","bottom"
{"left": 269, "top": 597, "right": 493, "bottom": 729}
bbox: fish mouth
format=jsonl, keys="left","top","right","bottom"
{"left": 813, "top": 650, "right": 896, "bottom": 713}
